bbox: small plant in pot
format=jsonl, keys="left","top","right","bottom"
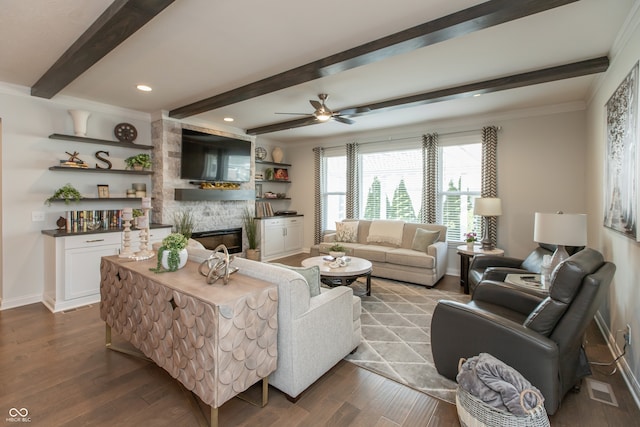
{"left": 243, "top": 207, "right": 260, "bottom": 260}
{"left": 329, "top": 243, "right": 346, "bottom": 259}
{"left": 124, "top": 153, "right": 152, "bottom": 170}
{"left": 45, "top": 183, "right": 82, "bottom": 206}
{"left": 151, "top": 233, "right": 188, "bottom": 273}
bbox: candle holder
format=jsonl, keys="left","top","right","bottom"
{"left": 119, "top": 217, "right": 134, "bottom": 258}
{"left": 134, "top": 206, "right": 154, "bottom": 260}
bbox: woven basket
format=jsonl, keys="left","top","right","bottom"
{"left": 456, "top": 387, "right": 550, "bottom": 427}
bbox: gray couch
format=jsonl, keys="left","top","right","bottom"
{"left": 310, "top": 219, "right": 447, "bottom": 287}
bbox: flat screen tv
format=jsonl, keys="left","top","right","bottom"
{"left": 180, "top": 128, "right": 251, "bottom": 183}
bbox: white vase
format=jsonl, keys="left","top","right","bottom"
{"left": 466, "top": 242, "right": 475, "bottom": 251}
{"left": 161, "top": 248, "right": 188, "bottom": 270}
{"left": 68, "top": 110, "right": 91, "bottom": 137}
{"left": 272, "top": 146, "right": 284, "bottom": 163}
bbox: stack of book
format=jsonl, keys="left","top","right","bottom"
{"left": 59, "top": 159, "right": 89, "bottom": 168}
{"left": 65, "top": 209, "right": 128, "bottom": 232}
{"left": 255, "top": 201, "right": 273, "bottom": 217}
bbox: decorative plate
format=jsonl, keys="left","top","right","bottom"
{"left": 255, "top": 146, "right": 267, "bottom": 160}
{"left": 114, "top": 123, "right": 138, "bottom": 142}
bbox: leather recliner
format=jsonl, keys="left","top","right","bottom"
{"left": 467, "top": 244, "right": 582, "bottom": 294}
{"left": 431, "top": 248, "right": 615, "bottom": 415}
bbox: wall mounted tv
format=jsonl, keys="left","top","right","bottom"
{"left": 180, "top": 128, "right": 251, "bottom": 183}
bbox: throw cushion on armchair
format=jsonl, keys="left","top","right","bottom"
{"left": 271, "top": 263, "right": 321, "bottom": 297}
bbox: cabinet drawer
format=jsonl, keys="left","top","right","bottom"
{"left": 64, "top": 232, "right": 122, "bottom": 249}
{"left": 262, "top": 218, "right": 284, "bottom": 227}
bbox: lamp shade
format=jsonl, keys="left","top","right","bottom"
{"left": 534, "top": 212, "right": 587, "bottom": 246}
{"left": 474, "top": 197, "right": 502, "bottom": 216}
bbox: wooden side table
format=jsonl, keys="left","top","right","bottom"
{"left": 457, "top": 244, "right": 504, "bottom": 294}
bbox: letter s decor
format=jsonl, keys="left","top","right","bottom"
{"left": 95, "top": 150, "right": 112, "bottom": 169}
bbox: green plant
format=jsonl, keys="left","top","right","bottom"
{"left": 329, "top": 243, "right": 346, "bottom": 252}
{"left": 173, "top": 210, "right": 194, "bottom": 240}
{"left": 151, "top": 233, "right": 188, "bottom": 273}
{"left": 45, "top": 183, "right": 82, "bottom": 206}
{"left": 124, "top": 153, "right": 152, "bottom": 169}
{"left": 464, "top": 232, "right": 477, "bottom": 243}
{"left": 243, "top": 207, "right": 258, "bottom": 249}
{"left": 132, "top": 209, "right": 143, "bottom": 218}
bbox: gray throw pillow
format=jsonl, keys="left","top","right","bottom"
{"left": 272, "top": 263, "right": 321, "bottom": 297}
{"left": 411, "top": 228, "right": 440, "bottom": 252}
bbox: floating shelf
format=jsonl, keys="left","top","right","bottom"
{"left": 49, "top": 133, "right": 153, "bottom": 150}
{"left": 174, "top": 189, "right": 256, "bottom": 201}
{"left": 46, "top": 197, "right": 144, "bottom": 203}
{"left": 256, "top": 160, "right": 291, "bottom": 167}
{"left": 255, "top": 179, "right": 291, "bottom": 184}
{"left": 49, "top": 166, "right": 153, "bottom": 175}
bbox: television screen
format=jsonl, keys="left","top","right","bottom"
{"left": 180, "top": 128, "right": 251, "bottom": 182}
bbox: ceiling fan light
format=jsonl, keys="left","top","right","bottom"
{"left": 315, "top": 111, "right": 332, "bottom": 121}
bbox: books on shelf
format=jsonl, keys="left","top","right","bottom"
{"left": 255, "top": 201, "right": 273, "bottom": 217}
{"left": 65, "top": 209, "right": 128, "bottom": 232}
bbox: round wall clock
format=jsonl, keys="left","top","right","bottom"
{"left": 114, "top": 123, "right": 138, "bottom": 142}
{"left": 255, "top": 146, "right": 267, "bottom": 160}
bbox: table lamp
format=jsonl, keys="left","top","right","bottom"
{"left": 534, "top": 212, "right": 587, "bottom": 271}
{"left": 474, "top": 197, "right": 502, "bottom": 250}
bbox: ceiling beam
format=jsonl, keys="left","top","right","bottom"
{"left": 31, "top": 0, "right": 175, "bottom": 99}
{"left": 246, "top": 56, "right": 609, "bottom": 135}
{"left": 169, "top": 0, "right": 579, "bottom": 119}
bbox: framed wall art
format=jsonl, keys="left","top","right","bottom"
{"left": 604, "top": 61, "right": 639, "bottom": 240}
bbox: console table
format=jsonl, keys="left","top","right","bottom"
{"left": 99, "top": 256, "right": 278, "bottom": 427}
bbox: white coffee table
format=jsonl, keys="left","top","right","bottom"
{"left": 301, "top": 256, "right": 372, "bottom": 296}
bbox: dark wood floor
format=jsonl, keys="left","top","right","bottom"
{"left": 1, "top": 255, "right": 637, "bottom": 426}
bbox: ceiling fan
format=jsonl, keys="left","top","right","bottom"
{"left": 276, "top": 94, "right": 369, "bottom": 125}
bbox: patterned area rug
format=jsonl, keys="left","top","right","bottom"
{"left": 343, "top": 277, "right": 471, "bottom": 404}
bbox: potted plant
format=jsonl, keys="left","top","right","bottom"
{"left": 151, "top": 233, "right": 188, "bottom": 272}
{"left": 243, "top": 207, "right": 260, "bottom": 260}
{"left": 173, "top": 210, "right": 194, "bottom": 240}
{"left": 45, "top": 183, "right": 82, "bottom": 206}
{"left": 464, "top": 232, "right": 477, "bottom": 250}
{"left": 124, "top": 153, "right": 152, "bottom": 170}
{"left": 329, "top": 243, "right": 346, "bottom": 259}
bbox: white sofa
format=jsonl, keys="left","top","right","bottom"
{"left": 310, "top": 219, "right": 448, "bottom": 287}
{"left": 187, "top": 247, "right": 361, "bottom": 401}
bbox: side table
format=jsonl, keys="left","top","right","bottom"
{"left": 505, "top": 273, "right": 549, "bottom": 296}
{"left": 457, "top": 244, "right": 504, "bottom": 294}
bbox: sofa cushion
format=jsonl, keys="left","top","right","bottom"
{"left": 272, "top": 263, "right": 321, "bottom": 297}
{"left": 411, "top": 228, "right": 440, "bottom": 252}
{"left": 367, "top": 220, "right": 404, "bottom": 246}
{"left": 386, "top": 248, "right": 436, "bottom": 269}
{"left": 353, "top": 245, "right": 389, "bottom": 263}
{"left": 335, "top": 221, "right": 359, "bottom": 243}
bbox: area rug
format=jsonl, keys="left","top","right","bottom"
{"left": 343, "top": 277, "right": 471, "bottom": 404}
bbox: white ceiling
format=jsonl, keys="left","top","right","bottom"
{"left": 0, "top": 0, "right": 637, "bottom": 141}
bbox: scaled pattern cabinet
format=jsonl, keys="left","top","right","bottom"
{"left": 257, "top": 216, "right": 304, "bottom": 261}
{"left": 43, "top": 226, "right": 171, "bottom": 312}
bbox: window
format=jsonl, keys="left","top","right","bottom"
{"left": 360, "top": 144, "right": 422, "bottom": 222}
{"left": 439, "top": 143, "right": 482, "bottom": 241}
{"left": 322, "top": 153, "right": 346, "bottom": 230}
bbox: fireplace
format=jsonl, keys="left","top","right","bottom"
{"left": 191, "top": 228, "right": 242, "bottom": 254}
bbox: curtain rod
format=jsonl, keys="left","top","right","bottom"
{"left": 321, "top": 126, "right": 501, "bottom": 150}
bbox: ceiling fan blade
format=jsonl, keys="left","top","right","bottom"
{"left": 309, "top": 100, "right": 323, "bottom": 110}
{"left": 332, "top": 115, "right": 354, "bottom": 125}
{"left": 275, "top": 112, "right": 312, "bottom": 115}
{"left": 336, "top": 106, "right": 371, "bottom": 116}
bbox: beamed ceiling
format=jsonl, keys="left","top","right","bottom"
{"left": 0, "top": 0, "right": 636, "bottom": 141}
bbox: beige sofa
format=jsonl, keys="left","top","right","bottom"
{"left": 310, "top": 219, "right": 447, "bottom": 287}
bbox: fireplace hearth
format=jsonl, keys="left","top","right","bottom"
{"left": 191, "top": 228, "right": 242, "bottom": 254}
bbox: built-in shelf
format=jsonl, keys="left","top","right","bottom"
{"left": 49, "top": 133, "right": 153, "bottom": 150}
{"left": 174, "top": 188, "right": 255, "bottom": 201}
{"left": 256, "top": 197, "right": 291, "bottom": 200}
{"left": 46, "top": 197, "right": 144, "bottom": 203}
{"left": 49, "top": 166, "right": 153, "bottom": 175}
{"left": 255, "top": 179, "right": 291, "bottom": 184}
{"left": 256, "top": 160, "right": 291, "bottom": 167}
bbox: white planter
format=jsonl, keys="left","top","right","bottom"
{"left": 466, "top": 242, "right": 475, "bottom": 251}
{"left": 161, "top": 248, "right": 188, "bottom": 270}
{"left": 329, "top": 251, "right": 346, "bottom": 258}
{"left": 68, "top": 110, "right": 91, "bottom": 137}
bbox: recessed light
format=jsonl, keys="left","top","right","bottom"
{"left": 224, "top": 117, "right": 234, "bottom": 122}
{"left": 136, "top": 84, "right": 152, "bottom": 92}
{"left": 473, "top": 93, "right": 482, "bottom": 97}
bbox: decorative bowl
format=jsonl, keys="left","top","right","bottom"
{"left": 329, "top": 251, "right": 345, "bottom": 258}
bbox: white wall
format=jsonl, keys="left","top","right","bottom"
{"left": 586, "top": 4, "right": 640, "bottom": 403}
{"left": 0, "top": 84, "right": 153, "bottom": 309}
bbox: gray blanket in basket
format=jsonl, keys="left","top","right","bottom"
{"left": 456, "top": 353, "right": 544, "bottom": 416}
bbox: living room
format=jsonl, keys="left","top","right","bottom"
{"left": 1, "top": 0, "right": 640, "bottom": 425}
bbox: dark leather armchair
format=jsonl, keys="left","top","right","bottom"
{"left": 431, "top": 248, "right": 615, "bottom": 415}
{"left": 468, "top": 244, "right": 582, "bottom": 294}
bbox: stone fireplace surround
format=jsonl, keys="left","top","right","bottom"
{"left": 150, "top": 118, "right": 254, "bottom": 252}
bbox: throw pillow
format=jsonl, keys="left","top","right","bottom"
{"left": 367, "top": 220, "right": 404, "bottom": 246}
{"left": 411, "top": 228, "right": 440, "bottom": 252}
{"left": 272, "top": 263, "right": 321, "bottom": 297}
{"left": 335, "top": 221, "right": 359, "bottom": 243}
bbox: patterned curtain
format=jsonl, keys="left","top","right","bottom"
{"left": 481, "top": 126, "right": 499, "bottom": 246}
{"left": 313, "top": 147, "right": 325, "bottom": 244}
{"left": 346, "top": 142, "right": 360, "bottom": 219}
{"left": 421, "top": 133, "right": 438, "bottom": 223}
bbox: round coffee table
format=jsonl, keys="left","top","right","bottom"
{"left": 301, "top": 256, "right": 372, "bottom": 296}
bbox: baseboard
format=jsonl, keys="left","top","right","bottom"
{"left": 0, "top": 293, "right": 42, "bottom": 311}
{"left": 594, "top": 311, "right": 640, "bottom": 411}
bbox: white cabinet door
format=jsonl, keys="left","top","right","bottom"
{"left": 258, "top": 216, "right": 304, "bottom": 261}
{"left": 65, "top": 244, "right": 120, "bottom": 300}
{"left": 262, "top": 219, "right": 285, "bottom": 259}
{"left": 283, "top": 217, "right": 303, "bottom": 252}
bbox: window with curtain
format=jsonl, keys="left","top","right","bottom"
{"left": 439, "top": 143, "right": 482, "bottom": 241}
{"left": 322, "top": 153, "right": 346, "bottom": 230}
